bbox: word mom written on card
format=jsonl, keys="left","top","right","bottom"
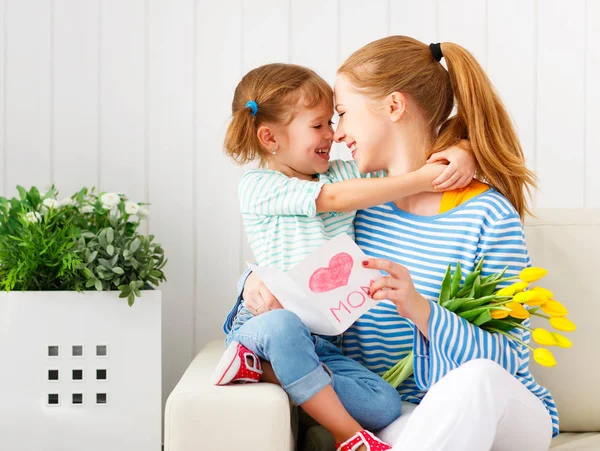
{"left": 251, "top": 234, "right": 384, "bottom": 336}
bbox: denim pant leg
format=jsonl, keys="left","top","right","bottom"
{"left": 314, "top": 336, "right": 403, "bottom": 431}
{"left": 227, "top": 309, "right": 331, "bottom": 405}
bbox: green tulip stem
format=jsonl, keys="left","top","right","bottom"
{"left": 487, "top": 327, "right": 533, "bottom": 352}
{"left": 531, "top": 311, "right": 551, "bottom": 320}
{"left": 505, "top": 321, "right": 533, "bottom": 333}
{"left": 479, "top": 276, "right": 520, "bottom": 288}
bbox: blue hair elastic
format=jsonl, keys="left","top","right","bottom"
{"left": 245, "top": 100, "right": 259, "bottom": 116}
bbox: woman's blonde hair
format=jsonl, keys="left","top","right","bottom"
{"left": 338, "top": 36, "right": 536, "bottom": 219}
{"left": 224, "top": 63, "right": 333, "bottom": 167}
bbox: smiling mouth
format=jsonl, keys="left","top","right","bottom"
{"left": 349, "top": 142, "right": 357, "bottom": 156}
{"left": 315, "top": 147, "right": 331, "bottom": 160}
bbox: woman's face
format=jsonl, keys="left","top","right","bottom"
{"left": 333, "top": 75, "right": 394, "bottom": 174}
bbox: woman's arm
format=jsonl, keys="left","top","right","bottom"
{"left": 411, "top": 294, "right": 526, "bottom": 391}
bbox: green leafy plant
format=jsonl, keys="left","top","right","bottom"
{"left": 0, "top": 185, "right": 167, "bottom": 305}
{"left": 0, "top": 188, "right": 85, "bottom": 291}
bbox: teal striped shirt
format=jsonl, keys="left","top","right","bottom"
{"left": 239, "top": 159, "right": 381, "bottom": 271}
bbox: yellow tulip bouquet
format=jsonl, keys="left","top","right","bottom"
{"left": 382, "top": 256, "right": 576, "bottom": 388}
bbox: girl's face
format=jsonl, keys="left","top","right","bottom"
{"left": 269, "top": 100, "right": 334, "bottom": 179}
{"left": 333, "top": 75, "right": 394, "bottom": 174}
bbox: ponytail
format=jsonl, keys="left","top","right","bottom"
{"left": 224, "top": 104, "right": 262, "bottom": 166}
{"left": 431, "top": 43, "right": 536, "bottom": 219}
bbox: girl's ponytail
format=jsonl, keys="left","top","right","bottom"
{"left": 224, "top": 103, "right": 262, "bottom": 165}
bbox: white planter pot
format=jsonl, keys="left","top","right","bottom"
{"left": 0, "top": 290, "right": 161, "bottom": 451}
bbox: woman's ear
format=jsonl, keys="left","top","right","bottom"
{"left": 257, "top": 124, "right": 278, "bottom": 152}
{"left": 386, "top": 91, "right": 408, "bottom": 122}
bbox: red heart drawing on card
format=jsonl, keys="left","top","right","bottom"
{"left": 309, "top": 253, "right": 354, "bottom": 293}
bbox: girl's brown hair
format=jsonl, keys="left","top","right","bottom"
{"left": 224, "top": 63, "right": 333, "bottom": 167}
{"left": 338, "top": 36, "right": 536, "bottom": 219}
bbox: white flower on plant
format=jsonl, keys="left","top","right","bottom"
{"left": 80, "top": 205, "right": 94, "bottom": 214}
{"left": 43, "top": 198, "right": 58, "bottom": 209}
{"left": 100, "top": 192, "right": 121, "bottom": 208}
{"left": 137, "top": 207, "right": 149, "bottom": 218}
{"left": 125, "top": 201, "right": 140, "bottom": 215}
{"left": 42, "top": 197, "right": 72, "bottom": 213}
{"left": 56, "top": 197, "right": 74, "bottom": 208}
{"left": 25, "top": 212, "right": 42, "bottom": 223}
{"left": 109, "top": 208, "right": 121, "bottom": 220}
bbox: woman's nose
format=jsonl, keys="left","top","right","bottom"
{"left": 333, "top": 126, "right": 345, "bottom": 143}
{"left": 325, "top": 125, "right": 334, "bottom": 141}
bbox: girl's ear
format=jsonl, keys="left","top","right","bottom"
{"left": 386, "top": 91, "right": 408, "bottom": 123}
{"left": 257, "top": 124, "right": 278, "bottom": 151}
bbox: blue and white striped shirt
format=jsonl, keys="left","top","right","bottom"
{"left": 226, "top": 187, "right": 559, "bottom": 437}
{"left": 344, "top": 188, "right": 559, "bottom": 437}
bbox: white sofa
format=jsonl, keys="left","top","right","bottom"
{"left": 165, "top": 209, "right": 600, "bottom": 450}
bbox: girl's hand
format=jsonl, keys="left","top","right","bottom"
{"left": 415, "top": 162, "right": 451, "bottom": 192}
{"left": 243, "top": 272, "right": 283, "bottom": 315}
{"left": 427, "top": 139, "right": 476, "bottom": 191}
{"left": 363, "top": 258, "right": 432, "bottom": 339}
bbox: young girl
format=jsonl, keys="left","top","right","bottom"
{"left": 211, "top": 63, "right": 475, "bottom": 451}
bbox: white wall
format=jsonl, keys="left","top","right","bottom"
{"left": 0, "top": 0, "right": 598, "bottom": 416}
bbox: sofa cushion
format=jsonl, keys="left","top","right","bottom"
{"left": 550, "top": 432, "right": 600, "bottom": 449}
{"left": 164, "top": 341, "right": 295, "bottom": 451}
{"left": 525, "top": 209, "right": 600, "bottom": 432}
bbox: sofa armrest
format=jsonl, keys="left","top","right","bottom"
{"left": 164, "top": 341, "right": 295, "bottom": 451}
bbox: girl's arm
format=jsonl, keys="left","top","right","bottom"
{"left": 316, "top": 162, "right": 444, "bottom": 213}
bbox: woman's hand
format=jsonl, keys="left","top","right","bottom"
{"left": 427, "top": 139, "right": 476, "bottom": 191}
{"left": 363, "top": 258, "right": 432, "bottom": 339}
{"left": 242, "top": 272, "right": 283, "bottom": 315}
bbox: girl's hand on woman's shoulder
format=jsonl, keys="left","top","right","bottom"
{"left": 426, "top": 139, "right": 476, "bottom": 191}
{"left": 363, "top": 258, "right": 432, "bottom": 339}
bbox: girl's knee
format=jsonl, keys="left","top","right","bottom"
{"left": 261, "top": 309, "right": 304, "bottom": 333}
{"left": 255, "top": 309, "right": 310, "bottom": 346}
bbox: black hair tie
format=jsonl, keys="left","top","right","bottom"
{"left": 429, "top": 43, "right": 443, "bottom": 62}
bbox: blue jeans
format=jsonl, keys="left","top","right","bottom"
{"left": 226, "top": 307, "right": 402, "bottom": 431}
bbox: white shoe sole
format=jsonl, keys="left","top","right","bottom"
{"left": 210, "top": 341, "right": 242, "bottom": 385}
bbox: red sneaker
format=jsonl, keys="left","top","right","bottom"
{"left": 335, "top": 430, "right": 392, "bottom": 451}
{"left": 210, "top": 341, "right": 263, "bottom": 385}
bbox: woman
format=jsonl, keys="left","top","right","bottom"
{"left": 236, "top": 36, "right": 557, "bottom": 450}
